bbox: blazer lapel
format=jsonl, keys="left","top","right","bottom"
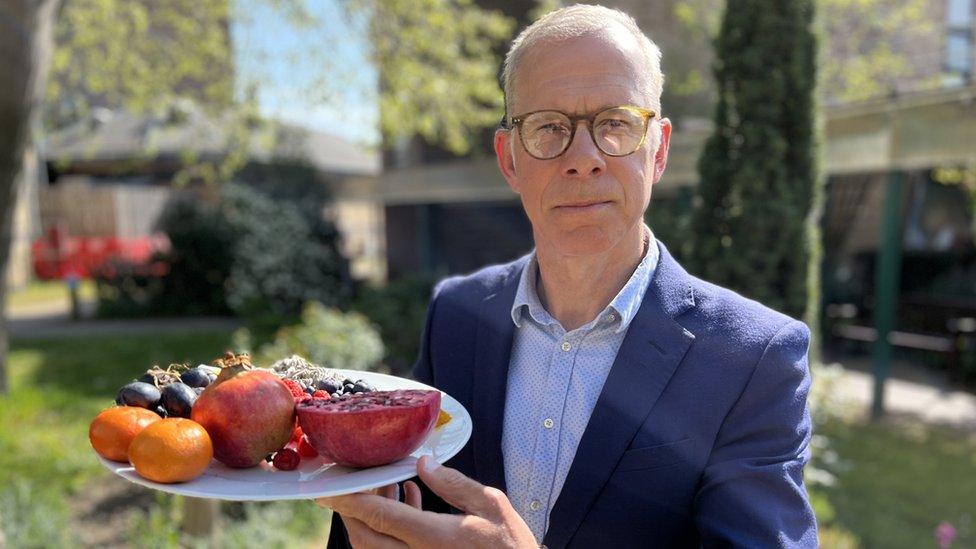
{"left": 470, "top": 260, "right": 525, "bottom": 493}
{"left": 544, "top": 243, "right": 697, "bottom": 549}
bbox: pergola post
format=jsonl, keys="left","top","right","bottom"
{"left": 871, "top": 170, "right": 906, "bottom": 419}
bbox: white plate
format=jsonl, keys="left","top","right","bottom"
{"left": 96, "top": 370, "right": 472, "bottom": 501}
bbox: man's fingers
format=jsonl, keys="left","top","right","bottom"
{"left": 318, "top": 492, "right": 444, "bottom": 543}
{"left": 380, "top": 483, "right": 400, "bottom": 502}
{"left": 415, "top": 456, "right": 508, "bottom": 519}
{"left": 404, "top": 480, "right": 422, "bottom": 509}
{"left": 343, "top": 516, "right": 408, "bottom": 549}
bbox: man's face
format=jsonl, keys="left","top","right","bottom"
{"left": 495, "top": 31, "right": 671, "bottom": 258}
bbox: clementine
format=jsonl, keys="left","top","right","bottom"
{"left": 128, "top": 418, "right": 213, "bottom": 483}
{"left": 89, "top": 406, "right": 161, "bottom": 462}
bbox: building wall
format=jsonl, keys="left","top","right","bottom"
{"left": 385, "top": 201, "right": 533, "bottom": 280}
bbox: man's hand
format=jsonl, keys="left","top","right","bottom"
{"left": 317, "top": 456, "right": 537, "bottom": 549}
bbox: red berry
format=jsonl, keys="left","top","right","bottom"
{"left": 312, "top": 390, "right": 330, "bottom": 399}
{"left": 282, "top": 379, "right": 306, "bottom": 400}
{"left": 272, "top": 447, "right": 300, "bottom": 470}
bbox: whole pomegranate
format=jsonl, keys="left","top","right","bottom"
{"left": 297, "top": 389, "right": 440, "bottom": 468}
{"left": 191, "top": 353, "right": 295, "bottom": 468}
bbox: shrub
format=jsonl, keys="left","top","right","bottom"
{"left": 243, "top": 302, "right": 385, "bottom": 372}
{"left": 220, "top": 184, "right": 350, "bottom": 320}
{"left": 351, "top": 276, "right": 436, "bottom": 377}
{"left": 97, "top": 182, "right": 351, "bottom": 323}
{"left": 154, "top": 195, "right": 235, "bottom": 315}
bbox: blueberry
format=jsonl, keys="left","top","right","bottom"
{"left": 161, "top": 382, "right": 197, "bottom": 418}
{"left": 154, "top": 405, "right": 168, "bottom": 418}
{"left": 116, "top": 382, "right": 162, "bottom": 409}
{"left": 193, "top": 387, "right": 205, "bottom": 396}
{"left": 137, "top": 373, "right": 156, "bottom": 385}
{"left": 304, "top": 386, "right": 316, "bottom": 396}
{"left": 180, "top": 367, "right": 213, "bottom": 388}
{"left": 352, "top": 380, "right": 375, "bottom": 393}
{"left": 317, "top": 378, "right": 342, "bottom": 394}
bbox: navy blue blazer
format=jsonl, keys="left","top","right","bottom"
{"left": 410, "top": 242, "right": 817, "bottom": 548}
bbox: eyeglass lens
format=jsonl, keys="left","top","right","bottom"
{"left": 519, "top": 107, "right": 647, "bottom": 159}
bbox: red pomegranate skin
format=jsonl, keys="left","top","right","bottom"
{"left": 191, "top": 369, "right": 295, "bottom": 468}
{"left": 297, "top": 389, "right": 441, "bottom": 468}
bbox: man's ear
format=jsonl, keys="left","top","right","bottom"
{"left": 652, "top": 118, "right": 672, "bottom": 184}
{"left": 494, "top": 129, "right": 520, "bottom": 193}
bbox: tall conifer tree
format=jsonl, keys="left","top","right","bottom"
{"left": 688, "top": 0, "right": 818, "bottom": 319}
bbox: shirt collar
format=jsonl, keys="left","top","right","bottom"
{"left": 510, "top": 226, "right": 659, "bottom": 334}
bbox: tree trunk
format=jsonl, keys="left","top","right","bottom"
{"left": 0, "top": 0, "right": 60, "bottom": 394}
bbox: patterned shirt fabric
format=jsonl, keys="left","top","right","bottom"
{"left": 502, "top": 229, "right": 659, "bottom": 543}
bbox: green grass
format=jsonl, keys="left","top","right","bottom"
{"left": 7, "top": 279, "right": 97, "bottom": 311}
{"left": 0, "top": 330, "right": 330, "bottom": 548}
{"left": 810, "top": 418, "right": 976, "bottom": 548}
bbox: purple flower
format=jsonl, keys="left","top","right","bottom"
{"left": 935, "top": 521, "right": 957, "bottom": 548}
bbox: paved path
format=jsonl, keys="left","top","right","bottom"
{"left": 827, "top": 359, "right": 976, "bottom": 430}
{"left": 8, "top": 313, "right": 241, "bottom": 339}
{"left": 6, "top": 297, "right": 240, "bottom": 339}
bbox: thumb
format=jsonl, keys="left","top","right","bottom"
{"left": 416, "top": 456, "right": 508, "bottom": 519}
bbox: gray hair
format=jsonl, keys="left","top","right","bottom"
{"left": 502, "top": 4, "right": 665, "bottom": 121}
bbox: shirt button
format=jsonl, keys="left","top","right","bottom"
{"left": 543, "top": 418, "right": 554, "bottom": 429}
{"left": 560, "top": 341, "right": 571, "bottom": 352}
{"left": 607, "top": 313, "right": 616, "bottom": 322}
{"left": 529, "top": 500, "right": 542, "bottom": 511}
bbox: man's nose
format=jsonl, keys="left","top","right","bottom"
{"left": 561, "top": 121, "right": 605, "bottom": 178}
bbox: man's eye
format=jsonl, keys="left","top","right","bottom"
{"left": 598, "top": 119, "right": 630, "bottom": 130}
{"left": 535, "top": 123, "right": 569, "bottom": 135}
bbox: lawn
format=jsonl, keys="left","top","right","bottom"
{"left": 810, "top": 418, "right": 976, "bottom": 548}
{"left": 0, "top": 330, "right": 330, "bottom": 548}
{"left": 6, "top": 279, "right": 97, "bottom": 312}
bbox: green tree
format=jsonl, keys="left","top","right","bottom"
{"left": 347, "top": 0, "right": 515, "bottom": 154}
{"left": 1, "top": 0, "right": 61, "bottom": 395}
{"left": 819, "top": 0, "right": 939, "bottom": 103}
{"left": 687, "top": 0, "right": 819, "bottom": 319}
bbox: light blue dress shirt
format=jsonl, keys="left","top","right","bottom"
{"left": 502, "top": 231, "right": 659, "bottom": 543}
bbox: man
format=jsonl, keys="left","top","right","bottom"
{"left": 320, "top": 4, "right": 817, "bottom": 547}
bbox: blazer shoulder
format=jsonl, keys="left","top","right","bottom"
{"left": 683, "top": 273, "right": 807, "bottom": 352}
{"left": 432, "top": 255, "right": 528, "bottom": 305}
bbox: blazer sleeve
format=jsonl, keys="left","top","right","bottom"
{"left": 411, "top": 279, "right": 445, "bottom": 386}
{"left": 693, "top": 320, "right": 819, "bottom": 548}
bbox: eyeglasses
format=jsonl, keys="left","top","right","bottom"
{"left": 501, "top": 105, "right": 656, "bottom": 160}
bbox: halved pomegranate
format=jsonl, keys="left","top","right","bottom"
{"left": 297, "top": 389, "right": 441, "bottom": 468}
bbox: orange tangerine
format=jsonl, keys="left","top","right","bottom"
{"left": 89, "top": 406, "right": 161, "bottom": 462}
{"left": 128, "top": 418, "right": 213, "bottom": 484}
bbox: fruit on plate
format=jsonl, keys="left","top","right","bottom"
{"left": 115, "top": 381, "right": 162, "bottom": 410}
{"left": 436, "top": 409, "right": 452, "bottom": 429}
{"left": 89, "top": 406, "right": 161, "bottom": 462}
{"left": 191, "top": 353, "right": 295, "bottom": 468}
{"left": 297, "top": 389, "right": 441, "bottom": 468}
{"left": 161, "top": 382, "right": 197, "bottom": 418}
{"left": 129, "top": 418, "right": 213, "bottom": 484}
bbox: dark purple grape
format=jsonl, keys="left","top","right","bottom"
{"left": 161, "top": 382, "right": 197, "bottom": 418}
{"left": 180, "top": 367, "right": 212, "bottom": 388}
{"left": 116, "top": 382, "right": 161, "bottom": 409}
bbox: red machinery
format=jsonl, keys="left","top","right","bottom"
{"left": 32, "top": 225, "right": 171, "bottom": 280}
